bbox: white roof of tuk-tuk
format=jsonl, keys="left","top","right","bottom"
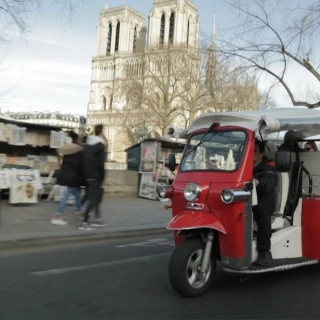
{"left": 187, "top": 108, "right": 320, "bottom": 138}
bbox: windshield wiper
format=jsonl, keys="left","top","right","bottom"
{"left": 185, "top": 122, "right": 218, "bottom": 158}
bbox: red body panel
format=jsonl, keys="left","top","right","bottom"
{"left": 170, "top": 127, "right": 255, "bottom": 259}
{"left": 302, "top": 198, "right": 320, "bottom": 260}
{"left": 167, "top": 210, "right": 226, "bottom": 233}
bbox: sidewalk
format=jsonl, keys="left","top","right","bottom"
{"left": 0, "top": 196, "right": 173, "bottom": 249}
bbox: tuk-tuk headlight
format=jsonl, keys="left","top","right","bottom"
{"left": 221, "top": 188, "right": 251, "bottom": 204}
{"left": 156, "top": 185, "right": 173, "bottom": 199}
{"left": 221, "top": 188, "right": 235, "bottom": 204}
{"left": 184, "top": 183, "right": 201, "bottom": 202}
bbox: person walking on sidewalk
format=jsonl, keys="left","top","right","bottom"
{"left": 51, "top": 131, "right": 84, "bottom": 226}
{"left": 79, "top": 124, "right": 107, "bottom": 230}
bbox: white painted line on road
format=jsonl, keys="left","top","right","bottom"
{"left": 30, "top": 252, "right": 171, "bottom": 276}
{"left": 117, "top": 238, "right": 174, "bottom": 248}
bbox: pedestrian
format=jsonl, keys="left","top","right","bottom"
{"left": 51, "top": 131, "right": 84, "bottom": 226}
{"left": 79, "top": 124, "right": 107, "bottom": 230}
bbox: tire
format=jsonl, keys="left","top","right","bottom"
{"left": 169, "top": 237, "right": 216, "bottom": 297}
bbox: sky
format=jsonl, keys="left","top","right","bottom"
{"left": 0, "top": 0, "right": 316, "bottom": 116}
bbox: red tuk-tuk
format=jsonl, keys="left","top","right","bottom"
{"left": 157, "top": 108, "right": 320, "bottom": 297}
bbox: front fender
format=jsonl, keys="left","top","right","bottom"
{"left": 167, "top": 211, "right": 226, "bottom": 234}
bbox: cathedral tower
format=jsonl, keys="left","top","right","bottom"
{"left": 147, "top": 0, "right": 199, "bottom": 49}
{"left": 86, "top": 1, "right": 200, "bottom": 163}
{"left": 96, "top": 4, "right": 146, "bottom": 56}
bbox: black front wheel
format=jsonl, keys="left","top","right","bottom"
{"left": 169, "top": 237, "right": 216, "bottom": 297}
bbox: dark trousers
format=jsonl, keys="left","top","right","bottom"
{"left": 84, "top": 180, "right": 103, "bottom": 223}
{"left": 253, "top": 203, "right": 274, "bottom": 251}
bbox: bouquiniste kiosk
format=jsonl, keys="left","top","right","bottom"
{"left": 0, "top": 115, "right": 71, "bottom": 204}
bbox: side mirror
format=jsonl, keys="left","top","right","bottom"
{"left": 165, "top": 153, "right": 176, "bottom": 172}
{"left": 275, "top": 150, "right": 292, "bottom": 172}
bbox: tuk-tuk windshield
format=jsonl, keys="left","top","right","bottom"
{"left": 180, "top": 130, "right": 247, "bottom": 172}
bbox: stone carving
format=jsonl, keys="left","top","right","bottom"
{"left": 177, "top": 0, "right": 184, "bottom": 11}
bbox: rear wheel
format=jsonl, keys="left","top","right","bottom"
{"left": 169, "top": 237, "right": 216, "bottom": 297}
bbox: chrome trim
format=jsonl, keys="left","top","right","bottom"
{"left": 186, "top": 202, "right": 204, "bottom": 210}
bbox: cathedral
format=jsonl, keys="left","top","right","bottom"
{"left": 86, "top": 0, "right": 200, "bottom": 163}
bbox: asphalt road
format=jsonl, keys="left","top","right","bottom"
{"left": 0, "top": 235, "right": 320, "bottom": 319}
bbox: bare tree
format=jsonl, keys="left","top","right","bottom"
{"left": 140, "top": 47, "right": 189, "bottom": 136}
{"left": 122, "top": 44, "right": 260, "bottom": 135}
{"left": 214, "top": 0, "right": 320, "bottom": 109}
{"left": 213, "top": 61, "right": 260, "bottom": 112}
{"left": 0, "top": 0, "right": 87, "bottom": 43}
{"left": 177, "top": 45, "right": 213, "bottom": 128}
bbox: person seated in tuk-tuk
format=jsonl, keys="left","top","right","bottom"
{"left": 304, "top": 141, "right": 318, "bottom": 152}
{"left": 278, "top": 130, "right": 305, "bottom": 152}
{"left": 253, "top": 139, "right": 278, "bottom": 266}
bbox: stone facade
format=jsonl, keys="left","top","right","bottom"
{"left": 87, "top": 0, "right": 199, "bottom": 163}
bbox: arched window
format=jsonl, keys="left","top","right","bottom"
{"left": 103, "top": 65, "right": 107, "bottom": 79}
{"left": 169, "top": 12, "right": 175, "bottom": 44}
{"left": 102, "top": 96, "right": 106, "bottom": 110}
{"left": 159, "top": 14, "right": 165, "bottom": 45}
{"left": 133, "top": 27, "right": 137, "bottom": 51}
{"left": 106, "top": 23, "right": 112, "bottom": 55}
{"left": 115, "top": 22, "right": 120, "bottom": 52}
{"left": 186, "top": 20, "right": 190, "bottom": 47}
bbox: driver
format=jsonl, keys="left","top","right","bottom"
{"left": 253, "top": 139, "right": 278, "bottom": 266}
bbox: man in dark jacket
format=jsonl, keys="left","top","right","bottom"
{"left": 51, "top": 131, "right": 83, "bottom": 226}
{"left": 79, "top": 124, "right": 106, "bottom": 230}
{"left": 253, "top": 139, "right": 278, "bottom": 266}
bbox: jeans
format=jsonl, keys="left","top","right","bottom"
{"left": 55, "top": 186, "right": 81, "bottom": 215}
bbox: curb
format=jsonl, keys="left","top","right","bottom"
{"left": 0, "top": 227, "right": 172, "bottom": 250}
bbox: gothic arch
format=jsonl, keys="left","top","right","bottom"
{"left": 130, "top": 60, "right": 134, "bottom": 78}
{"left": 113, "top": 128, "right": 133, "bottom": 162}
{"left": 159, "top": 13, "right": 165, "bottom": 45}
{"left": 125, "top": 60, "right": 129, "bottom": 77}
{"left": 101, "top": 95, "right": 107, "bottom": 110}
{"left": 99, "top": 64, "right": 103, "bottom": 79}
{"left": 106, "top": 23, "right": 112, "bottom": 55}
{"left": 188, "top": 15, "right": 194, "bottom": 23}
{"left": 115, "top": 21, "right": 120, "bottom": 52}
{"left": 103, "top": 65, "right": 107, "bottom": 79}
{"left": 133, "top": 26, "right": 138, "bottom": 51}
{"left": 134, "top": 60, "right": 139, "bottom": 76}
{"left": 169, "top": 11, "right": 175, "bottom": 44}
{"left": 98, "top": 86, "right": 112, "bottom": 108}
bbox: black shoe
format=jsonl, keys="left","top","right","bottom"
{"left": 255, "top": 251, "right": 272, "bottom": 266}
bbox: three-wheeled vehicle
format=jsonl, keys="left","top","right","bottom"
{"left": 157, "top": 108, "right": 320, "bottom": 297}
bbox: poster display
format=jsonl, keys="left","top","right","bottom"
{"left": 139, "top": 141, "right": 158, "bottom": 174}
{"left": 6, "top": 124, "right": 26, "bottom": 146}
{"left": 137, "top": 139, "right": 185, "bottom": 200}
{"left": 139, "top": 173, "right": 157, "bottom": 200}
{"left": 8, "top": 169, "right": 42, "bottom": 204}
{"left": 0, "top": 169, "right": 11, "bottom": 189}
{"left": 50, "top": 131, "right": 66, "bottom": 149}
